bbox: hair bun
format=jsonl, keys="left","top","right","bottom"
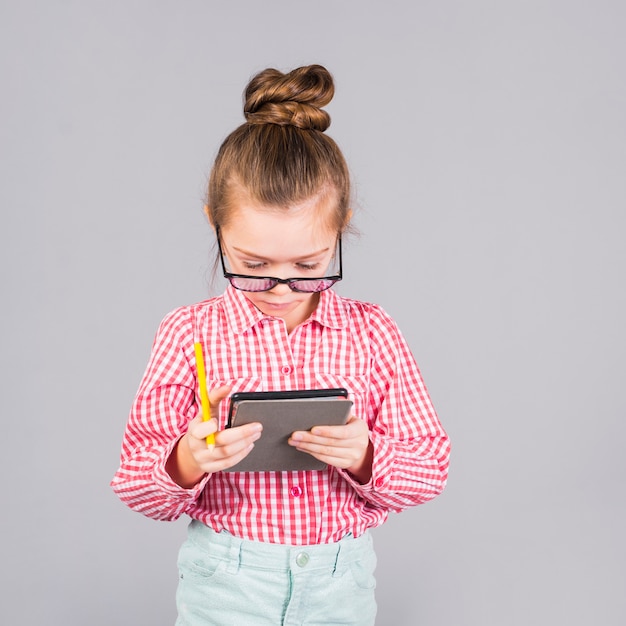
{"left": 244, "top": 65, "right": 334, "bottom": 131}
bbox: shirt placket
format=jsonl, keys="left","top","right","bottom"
{"left": 264, "top": 318, "right": 298, "bottom": 390}
{"left": 287, "top": 321, "right": 318, "bottom": 390}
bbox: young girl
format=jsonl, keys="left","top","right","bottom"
{"left": 112, "top": 64, "right": 450, "bottom": 626}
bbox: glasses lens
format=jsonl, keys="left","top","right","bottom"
{"left": 229, "top": 276, "right": 277, "bottom": 292}
{"left": 290, "top": 279, "right": 338, "bottom": 293}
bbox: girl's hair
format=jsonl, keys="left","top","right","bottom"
{"left": 207, "top": 64, "right": 351, "bottom": 233}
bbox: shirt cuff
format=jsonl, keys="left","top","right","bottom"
{"left": 152, "top": 436, "right": 211, "bottom": 498}
{"left": 340, "top": 431, "right": 394, "bottom": 494}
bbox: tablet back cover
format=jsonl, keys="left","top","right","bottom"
{"left": 224, "top": 398, "right": 353, "bottom": 472}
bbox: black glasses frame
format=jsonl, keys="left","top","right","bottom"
{"left": 216, "top": 228, "right": 343, "bottom": 293}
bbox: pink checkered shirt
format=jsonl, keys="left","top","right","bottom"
{"left": 111, "top": 287, "right": 450, "bottom": 545}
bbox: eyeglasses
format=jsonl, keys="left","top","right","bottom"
{"left": 217, "top": 229, "right": 342, "bottom": 293}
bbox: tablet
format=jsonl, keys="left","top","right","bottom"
{"left": 224, "top": 388, "right": 353, "bottom": 472}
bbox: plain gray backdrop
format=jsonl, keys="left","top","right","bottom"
{"left": 1, "top": 1, "right": 624, "bottom": 624}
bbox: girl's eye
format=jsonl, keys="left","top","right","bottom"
{"left": 241, "top": 260, "right": 320, "bottom": 272}
{"left": 297, "top": 262, "right": 320, "bottom": 271}
{"left": 243, "top": 262, "right": 265, "bottom": 271}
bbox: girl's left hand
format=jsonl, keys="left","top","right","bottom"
{"left": 288, "top": 415, "right": 373, "bottom": 484}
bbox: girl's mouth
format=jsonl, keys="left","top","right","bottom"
{"left": 261, "top": 300, "right": 293, "bottom": 311}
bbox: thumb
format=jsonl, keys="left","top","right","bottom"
{"left": 208, "top": 384, "right": 232, "bottom": 409}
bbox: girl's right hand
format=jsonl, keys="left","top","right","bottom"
{"left": 166, "top": 385, "right": 263, "bottom": 488}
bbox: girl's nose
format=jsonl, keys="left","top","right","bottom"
{"left": 268, "top": 281, "right": 292, "bottom": 295}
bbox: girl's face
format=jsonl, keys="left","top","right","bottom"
{"left": 218, "top": 198, "right": 340, "bottom": 332}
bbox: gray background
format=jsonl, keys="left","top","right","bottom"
{"left": 1, "top": 1, "right": 624, "bottom": 624}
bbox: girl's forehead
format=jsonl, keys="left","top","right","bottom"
{"left": 225, "top": 201, "right": 337, "bottom": 242}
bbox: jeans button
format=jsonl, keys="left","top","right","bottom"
{"left": 295, "top": 552, "right": 310, "bottom": 567}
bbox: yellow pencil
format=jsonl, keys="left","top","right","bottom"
{"left": 194, "top": 342, "right": 215, "bottom": 445}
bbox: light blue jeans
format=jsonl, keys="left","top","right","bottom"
{"left": 175, "top": 520, "right": 377, "bottom": 626}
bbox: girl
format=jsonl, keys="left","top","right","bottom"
{"left": 112, "top": 64, "right": 450, "bottom": 626}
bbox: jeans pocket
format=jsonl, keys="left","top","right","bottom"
{"left": 178, "top": 539, "right": 226, "bottom": 581}
{"left": 176, "top": 541, "right": 233, "bottom": 624}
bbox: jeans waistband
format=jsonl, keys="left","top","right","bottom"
{"left": 185, "top": 519, "right": 373, "bottom": 574}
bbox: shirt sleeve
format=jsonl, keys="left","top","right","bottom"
{"left": 110, "top": 307, "right": 210, "bottom": 521}
{"left": 339, "top": 305, "right": 450, "bottom": 512}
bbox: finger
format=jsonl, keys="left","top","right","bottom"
{"left": 310, "top": 415, "right": 365, "bottom": 439}
{"left": 294, "top": 446, "right": 352, "bottom": 469}
{"left": 195, "top": 428, "right": 262, "bottom": 472}
{"left": 292, "top": 439, "right": 350, "bottom": 458}
{"left": 216, "top": 421, "right": 263, "bottom": 446}
{"left": 217, "top": 429, "right": 262, "bottom": 459}
{"left": 290, "top": 429, "right": 356, "bottom": 448}
{"left": 200, "top": 385, "right": 231, "bottom": 448}
{"left": 203, "top": 441, "right": 257, "bottom": 473}
{"left": 188, "top": 416, "right": 218, "bottom": 439}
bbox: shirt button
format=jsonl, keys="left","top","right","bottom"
{"left": 290, "top": 485, "right": 303, "bottom": 498}
{"left": 281, "top": 365, "right": 292, "bottom": 375}
{"left": 295, "top": 552, "right": 310, "bottom": 567}
{"left": 374, "top": 477, "right": 384, "bottom": 489}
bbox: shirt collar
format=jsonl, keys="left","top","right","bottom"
{"left": 223, "top": 285, "right": 266, "bottom": 334}
{"left": 223, "top": 285, "right": 349, "bottom": 334}
{"left": 308, "top": 288, "right": 349, "bottom": 330}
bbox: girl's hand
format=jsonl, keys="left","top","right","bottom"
{"left": 166, "top": 385, "right": 263, "bottom": 488}
{"left": 288, "top": 415, "right": 374, "bottom": 484}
